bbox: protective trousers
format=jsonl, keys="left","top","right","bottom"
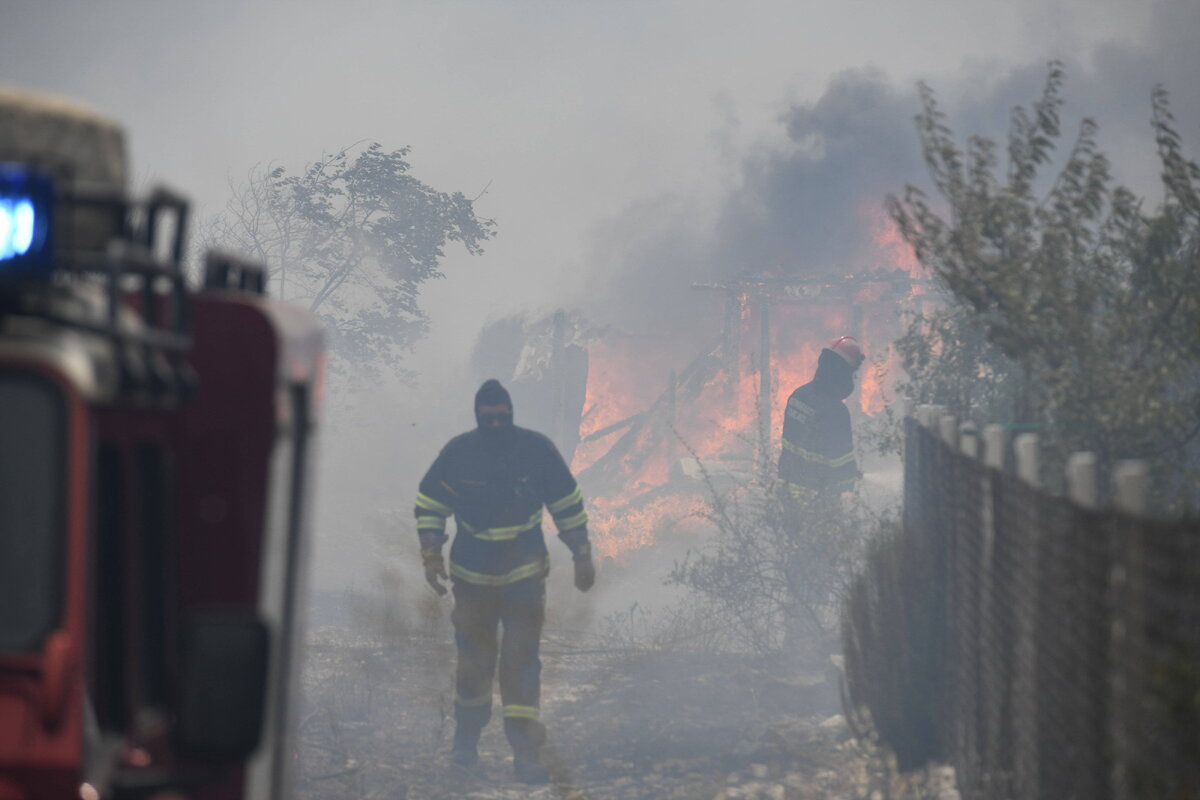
{"left": 450, "top": 577, "right": 546, "bottom": 759}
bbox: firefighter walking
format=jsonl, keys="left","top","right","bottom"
{"left": 414, "top": 379, "right": 595, "bottom": 784}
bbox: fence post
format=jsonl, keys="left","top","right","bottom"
{"left": 983, "top": 424, "right": 1006, "bottom": 471}
{"left": 1014, "top": 433, "right": 1040, "bottom": 487}
{"left": 1066, "top": 452, "right": 1098, "bottom": 510}
{"left": 1109, "top": 459, "right": 1148, "bottom": 800}
{"left": 1112, "top": 461, "right": 1148, "bottom": 515}
{"left": 917, "top": 404, "right": 944, "bottom": 429}
{"left": 1009, "top": 431, "right": 1041, "bottom": 798}
{"left": 970, "top": 418, "right": 997, "bottom": 793}
{"left": 914, "top": 404, "right": 929, "bottom": 427}
{"left": 939, "top": 414, "right": 959, "bottom": 448}
{"left": 960, "top": 422, "right": 979, "bottom": 459}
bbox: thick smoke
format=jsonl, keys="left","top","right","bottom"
{"left": 711, "top": 69, "right": 921, "bottom": 279}
{"left": 580, "top": 69, "right": 922, "bottom": 342}
{"left": 582, "top": 2, "right": 1200, "bottom": 343}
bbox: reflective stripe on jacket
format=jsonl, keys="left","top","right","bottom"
{"left": 777, "top": 381, "right": 857, "bottom": 492}
{"left": 414, "top": 426, "right": 587, "bottom": 586}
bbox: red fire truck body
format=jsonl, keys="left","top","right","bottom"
{"left": 0, "top": 89, "right": 323, "bottom": 800}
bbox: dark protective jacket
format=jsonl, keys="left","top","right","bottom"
{"left": 414, "top": 426, "right": 588, "bottom": 586}
{"left": 778, "top": 348, "right": 858, "bottom": 494}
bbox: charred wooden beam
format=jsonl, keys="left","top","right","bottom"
{"left": 582, "top": 411, "right": 645, "bottom": 443}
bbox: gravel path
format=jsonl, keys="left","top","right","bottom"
{"left": 294, "top": 623, "right": 910, "bottom": 800}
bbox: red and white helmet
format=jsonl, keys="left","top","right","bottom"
{"left": 825, "top": 335, "right": 864, "bottom": 369}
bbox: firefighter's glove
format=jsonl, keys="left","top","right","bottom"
{"left": 423, "top": 551, "right": 448, "bottom": 596}
{"left": 424, "top": 554, "right": 449, "bottom": 595}
{"left": 573, "top": 555, "right": 595, "bottom": 593}
{"left": 559, "top": 528, "right": 595, "bottom": 593}
{"left": 419, "top": 534, "right": 448, "bottom": 596}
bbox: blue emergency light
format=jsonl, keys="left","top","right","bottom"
{"left": 0, "top": 165, "right": 53, "bottom": 277}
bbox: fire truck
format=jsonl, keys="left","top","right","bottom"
{"left": 0, "top": 88, "right": 323, "bottom": 799}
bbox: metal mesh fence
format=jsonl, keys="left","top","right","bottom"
{"left": 843, "top": 419, "right": 1200, "bottom": 799}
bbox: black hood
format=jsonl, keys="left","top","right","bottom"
{"left": 812, "top": 348, "right": 855, "bottom": 400}
{"left": 474, "top": 378, "right": 513, "bottom": 425}
{"left": 474, "top": 379, "right": 517, "bottom": 447}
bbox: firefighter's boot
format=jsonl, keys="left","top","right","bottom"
{"left": 451, "top": 704, "right": 489, "bottom": 767}
{"left": 505, "top": 717, "right": 547, "bottom": 784}
{"left": 450, "top": 724, "right": 481, "bottom": 767}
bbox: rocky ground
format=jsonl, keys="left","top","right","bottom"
{"left": 293, "top": 620, "right": 956, "bottom": 800}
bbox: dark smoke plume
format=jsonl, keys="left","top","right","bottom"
{"left": 584, "top": 3, "right": 1200, "bottom": 342}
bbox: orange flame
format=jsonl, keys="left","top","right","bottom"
{"left": 577, "top": 204, "right": 925, "bottom": 559}
{"left": 866, "top": 202, "right": 923, "bottom": 278}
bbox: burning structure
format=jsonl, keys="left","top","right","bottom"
{"left": 478, "top": 215, "right": 930, "bottom": 559}
{"left": 573, "top": 268, "right": 926, "bottom": 557}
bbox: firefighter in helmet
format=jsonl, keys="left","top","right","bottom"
{"left": 778, "top": 336, "right": 865, "bottom": 499}
{"left": 414, "top": 379, "right": 595, "bottom": 784}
